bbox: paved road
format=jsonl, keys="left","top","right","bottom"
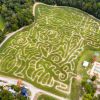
{"left": 0, "top": 76, "right": 66, "bottom": 100}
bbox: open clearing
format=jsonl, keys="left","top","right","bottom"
{"left": 0, "top": 3, "right": 100, "bottom": 99}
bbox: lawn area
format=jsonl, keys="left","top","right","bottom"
{"left": 37, "top": 94, "right": 58, "bottom": 100}
{"left": 70, "top": 79, "right": 80, "bottom": 100}
{"left": 77, "top": 50, "right": 100, "bottom": 78}
{"left": 77, "top": 50, "right": 94, "bottom": 77}
{"left": 0, "top": 15, "right": 5, "bottom": 31}
{"left": 0, "top": 3, "right": 100, "bottom": 99}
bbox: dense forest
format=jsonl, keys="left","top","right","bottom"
{"left": 0, "top": 0, "right": 100, "bottom": 34}
{"left": 37, "top": 0, "right": 100, "bottom": 19}
{"left": 0, "top": 0, "right": 34, "bottom": 34}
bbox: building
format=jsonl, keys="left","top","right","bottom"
{"left": 8, "top": 87, "right": 16, "bottom": 94}
{"left": 90, "top": 62, "right": 100, "bottom": 77}
{"left": 21, "top": 86, "right": 28, "bottom": 97}
{"left": 83, "top": 61, "right": 89, "bottom": 67}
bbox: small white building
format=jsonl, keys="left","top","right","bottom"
{"left": 83, "top": 61, "right": 89, "bottom": 67}
{"left": 8, "top": 87, "right": 16, "bottom": 94}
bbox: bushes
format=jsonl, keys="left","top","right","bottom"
{"left": 11, "top": 85, "right": 20, "bottom": 92}
{"left": 81, "top": 78, "right": 96, "bottom": 100}
{"left": 0, "top": 90, "right": 14, "bottom": 100}
{"left": 0, "top": 0, "right": 34, "bottom": 43}
{"left": 0, "top": 85, "right": 28, "bottom": 100}
{"left": 0, "top": 29, "right": 5, "bottom": 43}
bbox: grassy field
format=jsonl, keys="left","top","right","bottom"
{"left": 0, "top": 3, "right": 100, "bottom": 99}
{"left": 37, "top": 94, "right": 58, "bottom": 100}
{"left": 70, "top": 79, "right": 80, "bottom": 100}
{"left": 0, "top": 15, "right": 5, "bottom": 30}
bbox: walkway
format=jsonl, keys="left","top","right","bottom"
{"left": 0, "top": 3, "right": 68, "bottom": 100}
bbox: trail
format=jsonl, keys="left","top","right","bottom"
{"left": 32, "top": 2, "right": 42, "bottom": 16}
{"left": 0, "top": 2, "right": 68, "bottom": 100}
{"left": 0, "top": 27, "right": 26, "bottom": 48}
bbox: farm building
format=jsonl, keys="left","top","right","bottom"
{"left": 90, "top": 62, "right": 100, "bottom": 77}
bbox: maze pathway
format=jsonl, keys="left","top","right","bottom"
{"left": 0, "top": 4, "right": 100, "bottom": 98}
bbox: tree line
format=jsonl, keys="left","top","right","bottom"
{"left": 0, "top": 0, "right": 34, "bottom": 34}
{"left": 0, "top": 0, "right": 100, "bottom": 43}
{"left": 0, "top": 0, "right": 34, "bottom": 43}
{"left": 36, "top": 0, "right": 100, "bottom": 19}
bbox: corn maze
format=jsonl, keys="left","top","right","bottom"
{"left": 0, "top": 4, "right": 100, "bottom": 98}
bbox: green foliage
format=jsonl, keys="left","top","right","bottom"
{"left": 0, "top": 29, "right": 5, "bottom": 43}
{"left": 0, "top": 90, "right": 14, "bottom": 100}
{"left": 0, "top": 0, "right": 34, "bottom": 33}
{"left": 97, "top": 94, "right": 100, "bottom": 100}
{"left": 0, "top": 3, "right": 100, "bottom": 99}
{"left": 91, "top": 76, "right": 96, "bottom": 81}
{"left": 81, "top": 78, "right": 96, "bottom": 100}
{"left": 82, "top": 94, "right": 92, "bottom": 100}
{"left": 11, "top": 85, "right": 20, "bottom": 92}
{"left": 0, "top": 85, "right": 28, "bottom": 100}
{"left": 0, "top": 15, "right": 5, "bottom": 31}
{"left": 93, "top": 96, "right": 98, "bottom": 100}
{"left": 36, "top": 0, "right": 100, "bottom": 20}
{"left": 16, "top": 94, "right": 27, "bottom": 100}
{"left": 85, "top": 83, "right": 95, "bottom": 96}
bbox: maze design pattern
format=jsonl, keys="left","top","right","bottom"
{"left": 0, "top": 5, "right": 100, "bottom": 95}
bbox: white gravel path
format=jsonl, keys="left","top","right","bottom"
{"left": 0, "top": 76, "right": 67, "bottom": 100}
{"left": 0, "top": 27, "right": 26, "bottom": 48}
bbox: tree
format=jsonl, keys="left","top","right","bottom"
{"left": 11, "top": 85, "right": 20, "bottom": 92}
{"left": 97, "top": 94, "right": 100, "bottom": 100}
{"left": 0, "top": 90, "right": 14, "bottom": 100}
{"left": 16, "top": 94, "right": 27, "bottom": 100}
{"left": 36, "top": 0, "right": 100, "bottom": 19}
{"left": 82, "top": 94, "right": 92, "bottom": 100}
{"left": 0, "top": 0, "right": 34, "bottom": 34}
{"left": 93, "top": 96, "right": 98, "bottom": 100}
{"left": 91, "top": 76, "right": 96, "bottom": 81}
{"left": 0, "top": 29, "right": 4, "bottom": 43}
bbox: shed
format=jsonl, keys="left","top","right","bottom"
{"left": 83, "top": 61, "right": 89, "bottom": 67}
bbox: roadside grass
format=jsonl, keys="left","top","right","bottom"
{"left": 70, "top": 79, "right": 80, "bottom": 100}
{"left": 77, "top": 50, "right": 100, "bottom": 78}
{"left": 37, "top": 94, "right": 58, "bottom": 100}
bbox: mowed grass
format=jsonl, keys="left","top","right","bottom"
{"left": 70, "top": 79, "right": 80, "bottom": 100}
{"left": 0, "top": 15, "right": 5, "bottom": 30}
{"left": 0, "top": 3, "right": 100, "bottom": 99}
{"left": 37, "top": 94, "right": 58, "bottom": 100}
